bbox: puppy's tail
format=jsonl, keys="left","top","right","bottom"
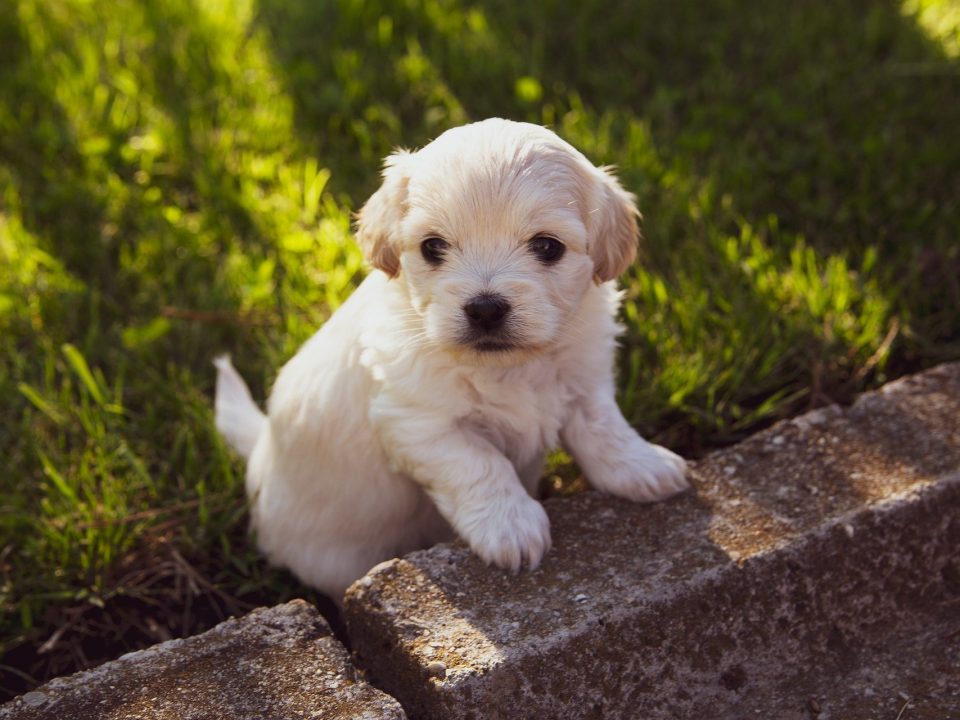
{"left": 213, "top": 355, "right": 266, "bottom": 460}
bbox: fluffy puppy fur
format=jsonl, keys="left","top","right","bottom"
{"left": 215, "top": 118, "right": 688, "bottom": 600}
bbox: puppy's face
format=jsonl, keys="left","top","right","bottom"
{"left": 356, "top": 119, "right": 639, "bottom": 364}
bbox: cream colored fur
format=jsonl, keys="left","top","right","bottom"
{"left": 215, "top": 119, "right": 688, "bottom": 600}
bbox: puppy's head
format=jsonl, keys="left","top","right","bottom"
{"left": 355, "top": 118, "right": 639, "bottom": 364}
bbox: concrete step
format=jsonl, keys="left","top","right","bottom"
{"left": 344, "top": 363, "right": 960, "bottom": 719}
{"left": 1, "top": 601, "right": 405, "bottom": 720}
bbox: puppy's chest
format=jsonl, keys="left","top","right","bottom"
{"left": 459, "top": 365, "right": 570, "bottom": 461}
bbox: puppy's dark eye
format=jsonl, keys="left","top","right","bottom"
{"left": 529, "top": 235, "right": 565, "bottom": 264}
{"left": 421, "top": 237, "right": 450, "bottom": 265}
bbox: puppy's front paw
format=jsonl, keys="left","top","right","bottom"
{"left": 590, "top": 439, "right": 689, "bottom": 503}
{"left": 459, "top": 494, "right": 552, "bottom": 572}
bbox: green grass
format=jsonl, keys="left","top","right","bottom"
{"left": 1, "top": 0, "right": 958, "bottom": 697}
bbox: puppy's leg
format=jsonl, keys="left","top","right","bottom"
{"left": 377, "top": 417, "right": 551, "bottom": 571}
{"left": 562, "top": 393, "right": 689, "bottom": 502}
{"left": 516, "top": 453, "right": 546, "bottom": 497}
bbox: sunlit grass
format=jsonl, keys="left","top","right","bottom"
{"left": 1, "top": 0, "right": 361, "bottom": 689}
{"left": 1, "top": 0, "right": 958, "bottom": 696}
{"left": 903, "top": 0, "right": 960, "bottom": 57}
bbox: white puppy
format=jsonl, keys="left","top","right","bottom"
{"left": 214, "top": 118, "right": 688, "bottom": 600}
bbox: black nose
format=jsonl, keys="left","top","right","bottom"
{"left": 464, "top": 294, "right": 510, "bottom": 331}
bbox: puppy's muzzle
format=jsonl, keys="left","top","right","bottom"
{"left": 464, "top": 293, "right": 510, "bottom": 333}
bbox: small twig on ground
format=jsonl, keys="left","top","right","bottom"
{"left": 71, "top": 492, "right": 236, "bottom": 532}
{"left": 169, "top": 547, "right": 202, "bottom": 598}
{"left": 894, "top": 698, "right": 911, "bottom": 720}
{"left": 36, "top": 623, "right": 72, "bottom": 656}
{"left": 167, "top": 546, "right": 256, "bottom": 613}
{"left": 0, "top": 663, "right": 37, "bottom": 686}
{"left": 37, "top": 608, "right": 86, "bottom": 655}
{"left": 851, "top": 318, "right": 900, "bottom": 386}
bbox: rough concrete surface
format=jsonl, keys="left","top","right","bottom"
{"left": 734, "top": 606, "right": 960, "bottom": 719}
{"left": 344, "top": 363, "right": 960, "bottom": 719}
{"left": 1, "top": 600, "right": 406, "bottom": 720}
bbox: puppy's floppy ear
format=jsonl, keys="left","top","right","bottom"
{"left": 355, "top": 151, "right": 412, "bottom": 277}
{"left": 584, "top": 166, "right": 640, "bottom": 282}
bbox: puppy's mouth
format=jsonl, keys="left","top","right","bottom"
{"left": 457, "top": 328, "right": 523, "bottom": 354}
{"left": 471, "top": 340, "right": 517, "bottom": 353}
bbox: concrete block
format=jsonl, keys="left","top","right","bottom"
{"left": 2, "top": 600, "right": 405, "bottom": 720}
{"left": 344, "top": 363, "right": 960, "bottom": 719}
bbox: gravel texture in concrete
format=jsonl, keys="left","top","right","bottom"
{"left": 344, "top": 363, "right": 960, "bottom": 719}
{"left": 1, "top": 600, "right": 406, "bottom": 720}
